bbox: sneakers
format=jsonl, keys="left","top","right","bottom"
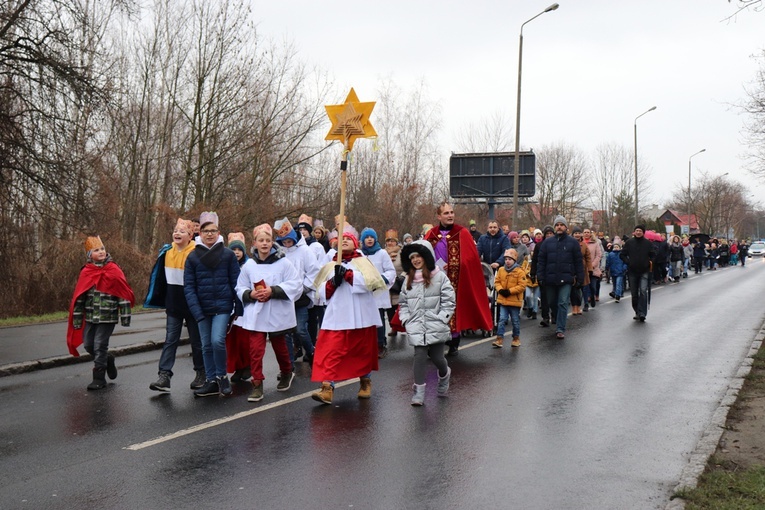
{"left": 358, "top": 377, "right": 372, "bottom": 399}
{"left": 311, "top": 382, "right": 333, "bottom": 404}
{"left": 555, "top": 331, "right": 565, "bottom": 339}
{"left": 492, "top": 336, "right": 503, "bottom": 348}
{"left": 615, "top": 296, "right": 620, "bottom": 303}
{"left": 511, "top": 336, "right": 521, "bottom": 347}
{"left": 540, "top": 319, "right": 550, "bottom": 327}
{"left": 87, "top": 367, "right": 107, "bottom": 391}
{"left": 218, "top": 376, "right": 232, "bottom": 396}
{"left": 378, "top": 346, "right": 389, "bottom": 359}
{"left": 193, "top": 379, "right": 220, "bottom": 397}
{"left": 248, "top": 381, "right": 264, "bottom": 402}
{"left": 609, "top": 292, "right": 615, "bottom": 298}
{"left": 190, "top": 370, "right": 206, "bottom": 390}
{"left": 149, "top": 372, "right": 171, "bottom": 392}
{"left": 106, "top": 354, "right": 118, "bottom": 380}
{"left": 411, "top": 384, "right": 426, "bottom": 406}
{"left": 276, "top": 371, "right": 295, "bottom": 392}
{"left": 531, "top": 312, "right": 537, "bottom": 320}
{"left": 231, "top": 368, "right": 251, "bottom": 383}
{"left": 437, "top": 367, "right": 451, "bottom": 396}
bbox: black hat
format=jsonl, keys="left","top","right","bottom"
{"left": 543, "top": 225, "right": 554, "bottom": 235}
{"left": 401, "top": 240, "right": 436, "bottom": 272}
{"left": 634, "top": 224, "right": 646, "bottom": 232}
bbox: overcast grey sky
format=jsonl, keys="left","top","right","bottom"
{"left": 252, "top": 0, "right": 765, "bottom": 207}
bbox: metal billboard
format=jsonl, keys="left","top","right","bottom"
{"left": 449, "top": 151, "right": 535, "bottom": 200}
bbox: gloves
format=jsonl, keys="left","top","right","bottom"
{"left": 332, "top": 265, "right": 347, "bottom": 288}
{"left": 498, "top": 289, "right": 511, "bottom": 298}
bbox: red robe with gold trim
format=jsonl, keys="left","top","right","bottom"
{"left": 424, "top": 224, "right": 492, "bottom": 332}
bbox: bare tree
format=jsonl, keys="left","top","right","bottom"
{"left": 591, "top": 142, "right": 643, "bottom": 235}
{"left": 681, "top": 172, "right": 749, "bottom": 236}
{"left": 453, "top": 110, "right": 514, "bottom": 153}
{"left": 742, "top": 50, "right": 765, "bottom": 181}
{"left": 526, "top": 142, "right": 590, "bottom": 225}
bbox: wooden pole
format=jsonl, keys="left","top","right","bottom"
{"left": 336, "top": 142, "right": 349, "bottom": 265}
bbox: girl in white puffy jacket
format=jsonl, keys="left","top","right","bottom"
{"left": 398, "top": 240, "right": 456, "bottom": 406}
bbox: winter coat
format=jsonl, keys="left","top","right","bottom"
{"left": 669, "top": 242, "right": 685, "bottom": 262}
{"left": 579, "top": 240, "right": 592, "bottom": 286}
{"left": 494, "top": 263, "right": 528, "bottom": 307}
{"left": 184, "top": 240, "right": 243, "bottom": 321}
{"left": 398, "top": 268, "right": 455, "bottom": 346}
{"left": 605, "top": 251, "right": 627, "bottom": 277}
{"left": 536, "top": 233, "right": 585, "bottom": 287}
{"left": 477, "top": 231, "right": 511, "bottom": 266}
{"left": 692, "top": 242, "right": 707, "bottom": 259}
{"left": 584, "top": 238, "right": 602, "bottom": 278}
{"left": 620, "top": 236, "right": 656, "bottom": 275}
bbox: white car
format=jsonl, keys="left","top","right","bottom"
{"left": 749, "top": 242, "right": 765, "bottom": 256}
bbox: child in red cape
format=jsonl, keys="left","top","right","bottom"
{"left": 67, "top": 236, "right": 134, "bottom": 390}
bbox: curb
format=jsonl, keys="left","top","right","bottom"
{"left": 665, "top": 320, "right": 765, "bottom": 509}
{"left": 0, "top": 337, "right": 190, "bottom": 378}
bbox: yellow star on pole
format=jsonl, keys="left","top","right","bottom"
{"left": 325, "top": 88, "right": 376, "bottom": 151}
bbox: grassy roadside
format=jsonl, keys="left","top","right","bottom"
{"left": 672, "top": 342, "right": 765, "bottom": 508}
{"left": 0, "top": 306, "right": 149, "bottom": 328}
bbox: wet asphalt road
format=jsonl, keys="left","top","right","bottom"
{"left": 1, "top": 259, "right": 764, "bottom": 509}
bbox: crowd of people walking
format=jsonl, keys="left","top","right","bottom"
{"left": 66, "top": 205, "right": 757, "bottom": 406}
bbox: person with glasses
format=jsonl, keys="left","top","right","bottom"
{"left": 184, "top": 211, "right": 242, "bottom": 397}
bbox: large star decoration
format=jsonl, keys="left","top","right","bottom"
{"left": 325, "top": 88, "right": 376, "bottom": 151}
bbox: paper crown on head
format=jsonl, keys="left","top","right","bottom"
{"left": 252, "top": 223, "right": 273, "bottom": 240}
{"left": 421, "top": 223, "right": 433, "bottom": 234}
{"left": 385, "top": 229, "right": 398, "bottom": 241}
{"left": 313, "top": 219, "right": 324, "bottom": 227}
{"left": 199, "top": 211, "right": 219, "bottom": 228}
{"left": 334, "top": 214, "right": 348, "bottom": 229}
{"left": 298, "top": 214, "right": 312, "bottom": 225}
{"left": 84, "top": 235, "right": 104, "bottom": 253}
{"left": 328, "top": 230, "right": 338, "bottom": 240}
{"left": 273, "top": 218, "right": 293, "bottom": 238}
{"left": 341, "top": 224, "right": 359, "bottom": 240}
{"left": 228, "top": 232, "right": 245, "bottom": 244}
{"left": 174, "top": 218, "right": 194, "bottom": 234}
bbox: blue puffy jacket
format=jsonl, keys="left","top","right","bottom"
{"left": 477, "top": 231, "right": 511, "bottom": 266}
{"left": 536, "top": 233, "right": 585, "bottom": 286}
{"left": 605, "top": 251, "right": 627, "bottom": 277}
{"left": 184, "top": 241, "right": 243, "bottom": 321}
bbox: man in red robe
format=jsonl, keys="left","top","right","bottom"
{"left": 424, "top": 202, "right": 493, "bottom": 356}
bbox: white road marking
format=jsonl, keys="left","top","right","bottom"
{"left": 124, "top": 379, "right": 357, "bottom": 451}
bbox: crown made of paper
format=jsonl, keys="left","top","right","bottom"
{"left": 273, "top": 218, "right": 293, "bottom": 238}
{"left": 84, "top": 236, "right": 104, "bottom": 253}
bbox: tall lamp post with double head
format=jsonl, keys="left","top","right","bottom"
{"left": 687, "top": 148, "right": 706, "bottom": 234}
{"left": 633, "top": 106, "right": 656, "bottom": 225}
{"left": 512, "top": 2, "right": 559, "bottom": 231}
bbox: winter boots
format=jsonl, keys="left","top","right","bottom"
{"left": 106, "top": 354, "right": 118, "bottom": 380}
{"left": 149, "top": 372, "right": 171, "bottom": 392}
{"left": 87, "top": 367, "right": 107, "bottom": 391}
{"left": 511, "top": 336, "right": 521, "bottom": 347}
{"left": 190, "top": 370, "right": 206, "bottom": 390}
{"left": 358, "top": 377, "right": 372, "bottom": 399}
{"left": 492, "top": 336, "right": 504, "bottom": 348}
{"left": 411, "top": 384, "right": 426, "bottom": 406}
{"left": 437, "top": 367, "right": 451, "bottom": 396}
{"left": 311, "top": 382, "right": 334, "bottom": 405}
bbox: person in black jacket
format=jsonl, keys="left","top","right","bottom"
{"left": 620, "top": 225, "right": 656, "bottom": 322}
{"left": 536, "top": 216, "right": 584, "bottom": 339}
{"left": 530, "top": 225, "right": 555, "bottom": 327}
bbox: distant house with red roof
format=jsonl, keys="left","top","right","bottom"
{"left": 659, "top": 209, "right": 699, "bottom": 235}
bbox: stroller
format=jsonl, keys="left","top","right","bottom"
{"left": 481, "top": 262, "right": 499, "bottom": 337}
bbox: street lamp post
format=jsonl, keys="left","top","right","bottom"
{"left": 687, "top": 148, "right": 706, "bottom": 234}
{"left": 633, "top": 106, "right": 656, "bottom": 225}
{"left": 512, "top": 2, "right": 559, "bottom": 231}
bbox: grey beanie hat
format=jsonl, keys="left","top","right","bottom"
{"left": 553, "top": 215, "right": 567, "bottom": 227}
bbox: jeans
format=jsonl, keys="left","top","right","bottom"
{"left": 158, "top": 314, "right": 203, "bottom": 376}
{"left": 198, "top": 313, "right": 230, "bottom": 380}
{"left": 588, "top": 275, "right": 600, "bottom": 304}
{"left": 82, "top": 322, "right": 116, "bottom": 369}
{"left": 524, "top": 286, "right": 540, "bottom": 313}
{"left": 545, "top": 284, "right": 572, "bottom": 333}
{"left": 288, "top": 305, "right": 314, "bottom": 362}
{"left": 377, "top": 309, "right": 387, "bottom": 348}
{"left": 627, "top": 272, "right": 650, "bottom": 318}
{"left": 683, "top": 258, "right": 690, "bottom": 273}
{"left": 612, "top": 275, "right": 624, "bottom": 298}
{"left": 496, "top": 305, "right": 521, "bottom": 338}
